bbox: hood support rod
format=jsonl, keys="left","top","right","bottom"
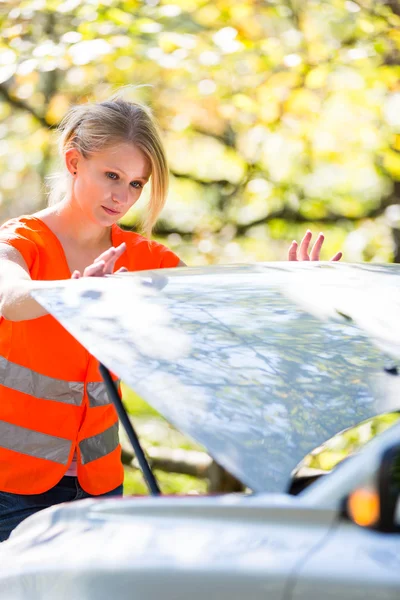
{"left": 99, "top": 363, "right": 161, "bottom": 496}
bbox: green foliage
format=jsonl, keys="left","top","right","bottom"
{"left": 124, "top": 467, "right": 208, "bottom": 496}
{"left": 121, "top": 383, "right": 208, "bottom": 494}
{"left": 0, "top": 0, "right": 400, "bottom": 261}
{"left": 305, "top": 412, "right": 400, "bottom": 471}
{"left": 121, "top": 382, "right": 160, "bottom": 418}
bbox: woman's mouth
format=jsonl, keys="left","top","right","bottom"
{"left": 102, "top": 206, "right": 121, "bottom": 216}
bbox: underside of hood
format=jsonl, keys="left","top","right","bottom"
{"left": 32, "top": 262, "right": 400, "bottom": 493}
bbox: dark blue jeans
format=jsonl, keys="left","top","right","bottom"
{"left": 0, "top": 476, "right": 123, "bottom": 542}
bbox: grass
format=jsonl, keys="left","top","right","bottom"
{"left": 120, "top": 383, "right": 209, "bottom": 496}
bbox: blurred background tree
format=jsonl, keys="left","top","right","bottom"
{"left": 0, "top": 0, "right": 399, "bottom": 264}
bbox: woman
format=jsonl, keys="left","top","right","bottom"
{"left": 0, "top": 95, "right": 341, "bottom": 542}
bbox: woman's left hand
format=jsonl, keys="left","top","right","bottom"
{"left": 288, "top": 230, "right": 342, "bottom": 262}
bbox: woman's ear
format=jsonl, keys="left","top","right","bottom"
{"left": 65, "top": 147, "right": 82, "bottom": 176}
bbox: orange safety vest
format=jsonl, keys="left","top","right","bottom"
{"left": 0, "top": 215, "right": 180, "bottom": 495}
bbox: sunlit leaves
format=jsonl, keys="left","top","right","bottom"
{"left": 304, "top": 412, "right": 400, "bottom": 472}
{"left": 0, "top": 0, "right": 399, "bottom": 261}
{"left": 165, "top": 132, "right": 246, "bottom": 183}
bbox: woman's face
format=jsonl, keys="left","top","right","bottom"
{"left": 67, "top": 142, "right": 151, "bottom": 225}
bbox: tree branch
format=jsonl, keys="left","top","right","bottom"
{"left": 122, "top": 443, "right": 245, "bottom": 492}
{"left": 384, "top": 0, "right": 400, "bottom": 17}
{"left": 0, "top": 83, "right": 54, "bottom": 129}
{"left": 152, "top": 196, "right": 400, "bottom": 238}
{"left": 122, "top": 445, "right": 212, "bottom": 479}
{"left": 170, "top": 170, "right": 234, "bottom": 188}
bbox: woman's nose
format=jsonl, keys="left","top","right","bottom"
{"left": 112, "top": 190, "right": 129, "bottom": 206}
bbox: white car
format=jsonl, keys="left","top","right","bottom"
{"left": 0, "top": 262, "right": 399, "bottom": 600}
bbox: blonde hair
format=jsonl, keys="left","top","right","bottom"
{"left": 48, "top": 95, "right": 169, "bottom": 236}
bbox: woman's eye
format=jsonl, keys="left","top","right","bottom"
{"left": 106, "top": 172, "right": 119, "bottom": 180}
{"left": 130, "top": 181, "right": 143, "bottom": 189}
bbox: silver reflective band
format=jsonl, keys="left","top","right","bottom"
{"left": 87, "top": 380, "right": 120, "bottom": 408}
{"left": 79, "top": 423, "right": 119, "bottom": 465}
{"left": 0, "top": 355, "right": 84, "bottom": 406}
{"left": 0, "top": 420, "right": 71, "bottom": 464}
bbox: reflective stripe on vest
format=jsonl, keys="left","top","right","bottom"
{"left": 0, "top": 355, "right": 84, "bottom": 406}
{"left": 87, "top": 380, "right": 120, "bottom": 408}
{"left": 79, "top": 423, "right": 119, "bottom": 465}
{"left": 0, "top": 420, "right": 71, "bottom": 464}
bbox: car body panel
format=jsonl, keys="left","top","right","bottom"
{"left": 294, "top": 421, "right": 400, "bottom": 600}
{"left": 292, "top": 521, "right": 400, "bottom": 600}
{"left": 32, "top": 262, "right": 400, "bottom": 493}
{"left": 0, "top": 494, "right": 336, "bottom": 600}
{"left": 280, "top": 262, "right": 400, "bottom": 362}
{"left": 1, "top": 419, "right": 399, "bottom": 599}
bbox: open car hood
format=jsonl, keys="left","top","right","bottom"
{"left": 32, "top": 262, "right": 400, "bottom": 493}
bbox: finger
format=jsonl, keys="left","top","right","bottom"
{"left": 299, "top": 230, "right": 312, "bottom": 261}
{"left": 71, "top": 270, "right": 81, "bottom": 279}
{"left": 94, "top": 242, "right": 126, "bottom": 264}
{"left": 98, "top": 243, "right": 127, "bottom": 275}
{"left": 103, "top": 243, "right": 127, "bottom": 275}
{"left": 83, "top": 260, "right": 106, "bottom": 277}
{"left": 288, "top": 241, "right": 298, "bottom": 261}
{"left": 310, "top": 233, "right": 324, "bottom": 261}
{"left": 93, "top": 247, "right": 116, "bottom": 264}
{"left": 330, "top": 252, "right": 343, "bottom": 262}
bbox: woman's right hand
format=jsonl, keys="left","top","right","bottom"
{"left": 71, "top": 242, "right": 128, "bottom": 279}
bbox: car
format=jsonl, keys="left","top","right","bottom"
{"left": 0, "top": 262, "right": 399, "bottom": 600}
